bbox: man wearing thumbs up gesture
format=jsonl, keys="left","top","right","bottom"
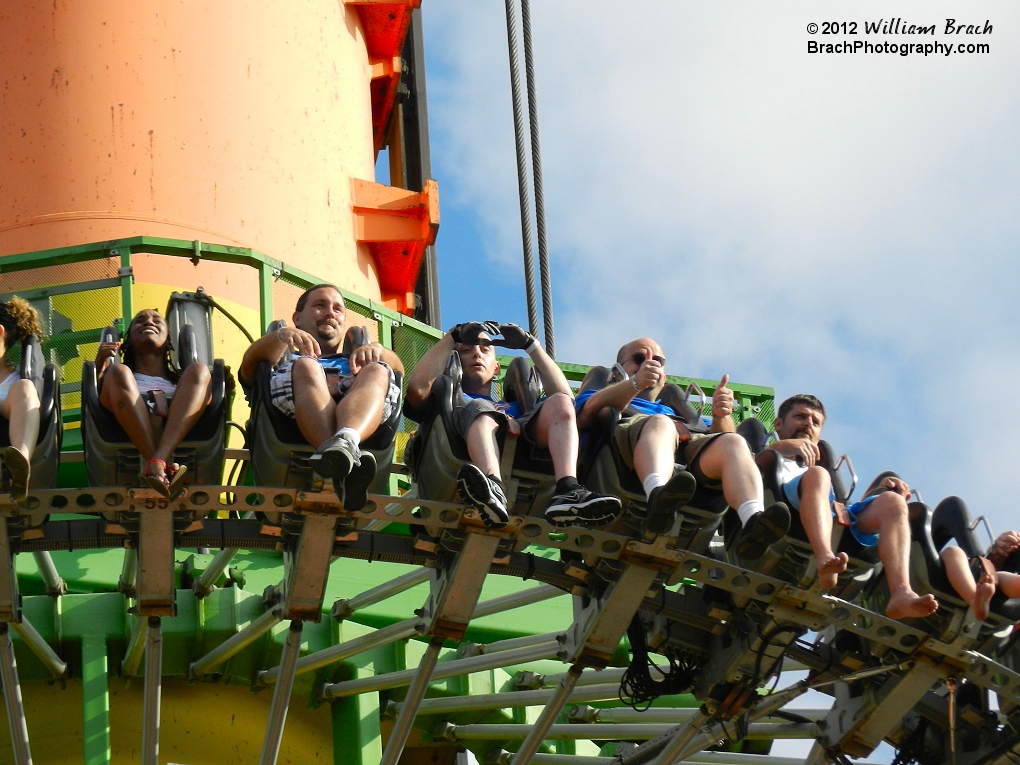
{"left": 576, "top": 337, "right": 789, "bottom": 550}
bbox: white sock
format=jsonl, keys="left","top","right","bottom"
{"left": 336, "top": 427, "right": 361, "bottom": 446}
{"left": 736, "top": 499, "right": 765, "bottom": 526}
{"left": 642, "top": 473, "right": 668, "bottom": 497}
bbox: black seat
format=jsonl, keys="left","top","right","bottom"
{"left": 0, "top": 334, "right": 61, "bottom": 491}
{"left": 247, "top": 322, "right": 401, "bottom": 492}
{"left": 403, "top": 352, "right": 557, "bottom": 517}
{"left": 575, "top": 366, "right": 724, "bottom": 552}
{"left": 80, "top": 293, "right": 227, "bottom": 487}
{"left": 907, "top": 494, "right": 1020, "bottom": 629}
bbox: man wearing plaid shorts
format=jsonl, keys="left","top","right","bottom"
{"left": 240, "top": 284, "right": 402, "bottom": 509}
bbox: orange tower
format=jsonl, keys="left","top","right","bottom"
{"left": 0, "top": 0, "right": 438, "bottom": 318}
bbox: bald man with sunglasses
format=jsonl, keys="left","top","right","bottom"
{"left": 576, "top": 337, "right": 789, "bottom": 550}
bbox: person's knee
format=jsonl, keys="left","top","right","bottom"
{"left": 541, "top": 392, "right": 574, "bottom": 422}
{"left": 875, "top": 492, "right": 908, "bottom": 523}
{"left": 714, "top": 432, "right": 753, "bottom": 463}
{"left": 291, "top": 357, "right": 325, "bottom": 387}
{"left": 802, "top": 465, "right": 831, "bottom": 489}
{"left": 941, "top": 545, "right": 966, "bottom": 563}
{"left": 182, "top": 361, "right": 211, "bottom": 385}
{"left": 103, "top": 364, "right": 135, "bottom": 396}
{"left": 470, "top": 413, "right": 500, "bottom": 434}
{"left": 353, "top": 362, "right": 389, "bottom": 389}
{"left": 11, "top": 378, "right": 39, "bottom": 405}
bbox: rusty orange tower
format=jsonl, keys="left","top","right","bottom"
{"left": 0, "top": 0, "right": 438, "bottom": 319}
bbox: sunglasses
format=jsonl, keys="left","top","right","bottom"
{"left": 629, "top": 352, "right": 666, "bottom": 366}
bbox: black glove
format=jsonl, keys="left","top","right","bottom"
{"left": 492, "top": 322, "right": 538, "bottom": 351}
{"left": 449, "top": 321, "right": 499, "bottom": 346}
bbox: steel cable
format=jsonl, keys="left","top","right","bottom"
{"left": 504, "top": 0, "right": 541, "bottom": 337}
{"left": 519, "top": 0, "right": 555, "bottom": 356}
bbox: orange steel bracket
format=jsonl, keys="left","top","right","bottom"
{"left": 352, "top": 177, "right": 439, "bottom": 315}
{"left": 348, "top": 0, "right": 422, "bottom": 153}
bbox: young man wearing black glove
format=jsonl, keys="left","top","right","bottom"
{"left": 405, "top": 322, "right": 621, "bottom": 529}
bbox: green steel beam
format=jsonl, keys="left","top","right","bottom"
{"left": 113, "top": 247, "right": 132, "bottom": 324}
{"left": 259, "top": 261, "right": 275, "bottom": 334}
{"left": 81, "top": 634, "right": 111, "bottom": 765}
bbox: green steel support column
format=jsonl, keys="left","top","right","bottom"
{"left": 259, "top": 263, "right": 275, "bottom": 334}
{"left": 81, "top": 634, "right": 111, "bottom": 765}
{"left": 330, "top": 677, "right": 382, "bottom": 765}
{"left": 114, "top": 248, "right": 133, "bottom": 323}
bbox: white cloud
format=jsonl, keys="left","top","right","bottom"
{"left": 423, "top": 1, "right": 1020, "bottom": 531}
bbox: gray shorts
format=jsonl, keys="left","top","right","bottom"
{"left": 269, "top": 358, "right": 400, "bottom": 422}
{"left": 452, "top": 395, "right": 544, "bottom": 454}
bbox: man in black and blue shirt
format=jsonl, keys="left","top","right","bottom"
{"left": 405, "top": 322, "right": 620, "bottom": 529}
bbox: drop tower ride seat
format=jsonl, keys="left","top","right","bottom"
{"left": 0, "top": 334, "right": 62, "bottom": 492}
{"left": 402, "top": 352, "right": 558, "bottom": 517}
{"left": 247, "top": 322, "right": 401, "bottom": 493}
{"left": 80, "top": 292, "right": 227, "bottom": 488}
{"left": 740, "top": 434, "right": 880, "bottom": 599}
{"left": 575, "top": 365, "right": 725, "bottom": 552}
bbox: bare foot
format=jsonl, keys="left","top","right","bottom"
{"left": 972, "top": 575, "right": 996, "bottom": 621}
{"left": 817, "top": 552, "right": 849, "bottom": 590}
{"left": 886, "top": 591, "right": 939, "bottom": 620}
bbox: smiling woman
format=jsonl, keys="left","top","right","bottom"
{"left": 96, "top": 308, "right": 214, "bottom": 498}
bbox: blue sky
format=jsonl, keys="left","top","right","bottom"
{"left": 412, "top": 2, "right": 1020, "bottom": 551}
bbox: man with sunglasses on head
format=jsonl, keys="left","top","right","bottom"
{"left": 576, "top": 337, "right": 789, "bottom": 550}
{"left": 405, "top": 321, "right": 621, "bottom": 529}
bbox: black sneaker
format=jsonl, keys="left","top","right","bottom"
{"left": 643, "top": 471, "right": 698, "bottom": 536}
{"left": 545, "top": 487, "right": 622, "bottom": 527}
{"left": 310, "top": 432, "right": 375, "bottom": 509}
{"left": 457, "top": 464, "right": 509, "bottom": 528}
{"left": 734, "top": 503, "right": 791, "bottom": 559}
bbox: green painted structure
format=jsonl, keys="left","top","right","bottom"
{"left": 0, "top": 238, "right": 775, "bottom": 765}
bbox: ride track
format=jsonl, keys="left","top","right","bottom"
{"left": 3, "top": 470, "right": 1020, "bottom": 765}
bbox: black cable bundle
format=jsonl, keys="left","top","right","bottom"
{"left": 620, "top": 615, "right": 703, "bottom": 711}
{"left": 891, "top": 717, "right": 938, "bottom": 765}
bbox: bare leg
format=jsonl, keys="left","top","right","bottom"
{"left": 941, "top": 546, "right": 994, "bottom": 621}
{"left": 466, "top": 415, "right": 502, "bottom": 479}
{"left": 998, "top": 571, "right": 1020, "bottom": 599}
{"left": 631, "top": 414, "right": 679, "bottom": 483}
{"left": 1, "top": 379, "right": 40, "bottom": 459}
{"left": 854, "top": 493, "right": 939, "bottom": 619}
{"left": 334, "top": 363, "right": 389, "bottom": 440}
{"left": 798, "top": 466, "right": 848, "bottom": 590}
{"left": 529, "top": 393, "right": 576, "bottom": 482}
{"left": 151, "top": 363, "right": 212, "bottom": 467}
{"left": 100, "top": 365, "right": 161, "bottom": 479}
{"left": 695, "top": 432, "right": 763, "bottom": 510}
{"left": 291, "top": 357, "right": 337, "bottom": 448}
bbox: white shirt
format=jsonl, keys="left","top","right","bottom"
{"left": 0, "top": 370, "right": 21, "bottom": 405}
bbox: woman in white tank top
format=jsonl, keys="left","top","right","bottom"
{"left": 0, "top": 297, "right": 44, "bottom": 501}
{"left": 95, "top": 308, "right": 214, "bottom": 498}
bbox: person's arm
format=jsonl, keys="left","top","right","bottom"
{"left": 768, "top": 438, "right": 821, "bottom": 465}
{"left": 94, "top": 341, "right": 121, "bottom": 378}
{"left": 239, "top": 327, "right": 320, "bottom": 386}
{"left": 529, "top": 342, "right": 571, "bottom": 397}
{"left": 576, "top": 363, "right": 663, "bottom": 431}
{"left": 404, "top": 331, "right": 457, "bottom": 411}
{"left": 709, "top": 374, "right": 736, "bottom": 433}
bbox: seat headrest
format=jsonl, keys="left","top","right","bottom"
{"left": 657, "top": 383, "right": 703, "bottom": 425}
{"left": 342, "top": 326, "right": 371, "bottom": 355}
{"left": 166, "top": 289, "right": 214, "bottom": 368}
{"left": 444, "top": 350, "right": 463, "bottom": 392}
{"left": 18, "top": 334, "right": 45, "bottom": 385}
{"left": 736, "top": 417, "right": 769, "bottom": 456}
{"left": 503, "top": 356, "right": 540, "bottom": 412}
{"left": 579, "top": 366, "right": 612, "bottom": 395}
